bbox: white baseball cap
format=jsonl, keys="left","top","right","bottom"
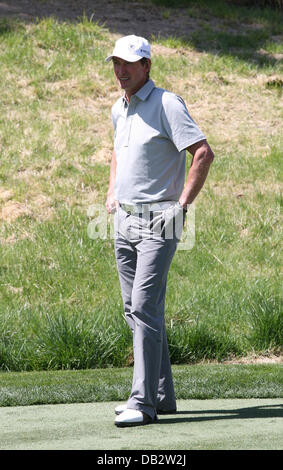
{"left": 105, "top": 35, "right": 151, "bottom": 63}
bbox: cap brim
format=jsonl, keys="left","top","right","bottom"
{"left": 105, "top": 53, "right": 144, "bottom": 63}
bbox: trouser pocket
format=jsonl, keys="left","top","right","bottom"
{"left": 161, "top": 202, "right": 186, "bottom": 240}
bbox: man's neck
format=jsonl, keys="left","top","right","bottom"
{"left": 125, "top": 78, "right": 149, "bottom": 102}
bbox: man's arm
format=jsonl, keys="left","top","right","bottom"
{"left": 105, "top": 150, "right": 119, "bottom": 214}
{"left": 179, "top": 140, "right": 214, "bottom": 209}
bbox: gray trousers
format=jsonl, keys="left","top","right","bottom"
{"left": 114, "top": 203, "right": 185, "bottom": 419}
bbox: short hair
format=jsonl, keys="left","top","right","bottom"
{"left": 140, "top": 57, "right": 150, "bottom": 79}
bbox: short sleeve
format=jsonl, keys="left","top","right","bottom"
{"left": 161, "top": 93, "right": 206, "bottom": 152}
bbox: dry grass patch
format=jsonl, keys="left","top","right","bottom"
{"left": 30, "top": 194, "right": 55, "bottom": 220}
{"left": 223, "top": 353, "right": 283, "bottom": 365}
{"left": 211, "top": 181, "right": 282, "bottom": 198}
{"left": 151, "top": 43, "right": 201, "bottom": 61}
{"left": 93, "top": 147, "right": 112, "bottom": 164}
{"left": 179, "top": 78, "right": 281, "bottom": 155}
{"left": 18, "top": 79, "right": 37, "bottom": 100}
{"left": 45, "top": 77, "right": 79, "bottom": 93}
{"left": 258, "top": 48, "right": 283, "bottom": 61}
{"left": 0, "top": 194, "right": 56, "bottom": 223}
{"left": 0, "top": 200, "right": 32, "bottom": 223}
{"left": 0, "top": 188, "right": 14, "bottom": 202}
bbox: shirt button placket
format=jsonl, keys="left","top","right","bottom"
{"left": 126, "top": 98, "right": 137, "bottom": 147}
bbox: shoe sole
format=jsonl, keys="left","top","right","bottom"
{"left": 115, "top": 420, "right": 152, "bottom": 428}
{"left": 115, "top": 414, "right": 158, "bottom": 427}
{"left": 115, "top": 417, "right": 157, "bottom": 427}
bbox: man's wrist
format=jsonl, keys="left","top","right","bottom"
{"left": 107, "top": 189, "right": 114, "bottom": 197}
{"left": 178, "top": 201, "right": 189, "bottom": 212}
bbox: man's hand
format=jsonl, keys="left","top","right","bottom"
{"left": 106, "top": 191, "right": 119, "bottom": 214}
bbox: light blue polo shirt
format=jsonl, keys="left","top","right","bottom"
{"left": 112, "top": 79, "right": 205, "bottom": 204}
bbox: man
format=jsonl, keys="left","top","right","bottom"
{"left": 105, "top": 35, "right": 214, "bottom": 427}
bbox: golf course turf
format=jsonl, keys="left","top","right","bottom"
{"left": 0, "top": 398, "right": 282, "bottom": 450}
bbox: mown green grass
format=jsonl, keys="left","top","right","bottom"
{"left": 0, "top": 364, "right": 282, "bottom": 406}
{"left": 0, "top": 1, "right": 282, "bottom": 371}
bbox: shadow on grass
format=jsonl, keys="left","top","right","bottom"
{"left": 0, "top": 0, "right": 282, "bottom": 70}
{"left": 159, "top": 403, "right": 283, "bottom": 424}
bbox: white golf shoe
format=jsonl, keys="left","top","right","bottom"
{"left": 115, "top": 404, "right": 127, "bottom": 415}
{"left": 115, "top": 409, "right": 155, "bottom": 427}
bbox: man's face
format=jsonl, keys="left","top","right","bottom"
{"left": 112, "top": 57, "right": 151, "bottom": 98}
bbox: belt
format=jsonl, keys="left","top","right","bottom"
{"left": 120, "top": 201, "right": 177, "bottom": 214}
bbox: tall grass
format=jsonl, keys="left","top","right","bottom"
{"left": 248, "top": 293, "right": 282, "bottom": 351}
{"left": 0, "top": 203, "right": 281, "bottom": 370}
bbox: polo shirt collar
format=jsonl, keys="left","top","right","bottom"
{"left": 122, "top": 79, "right": 155, "bottom": 106}
{"left": 135, "top": 79, "right": 155, "bottom": 101}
